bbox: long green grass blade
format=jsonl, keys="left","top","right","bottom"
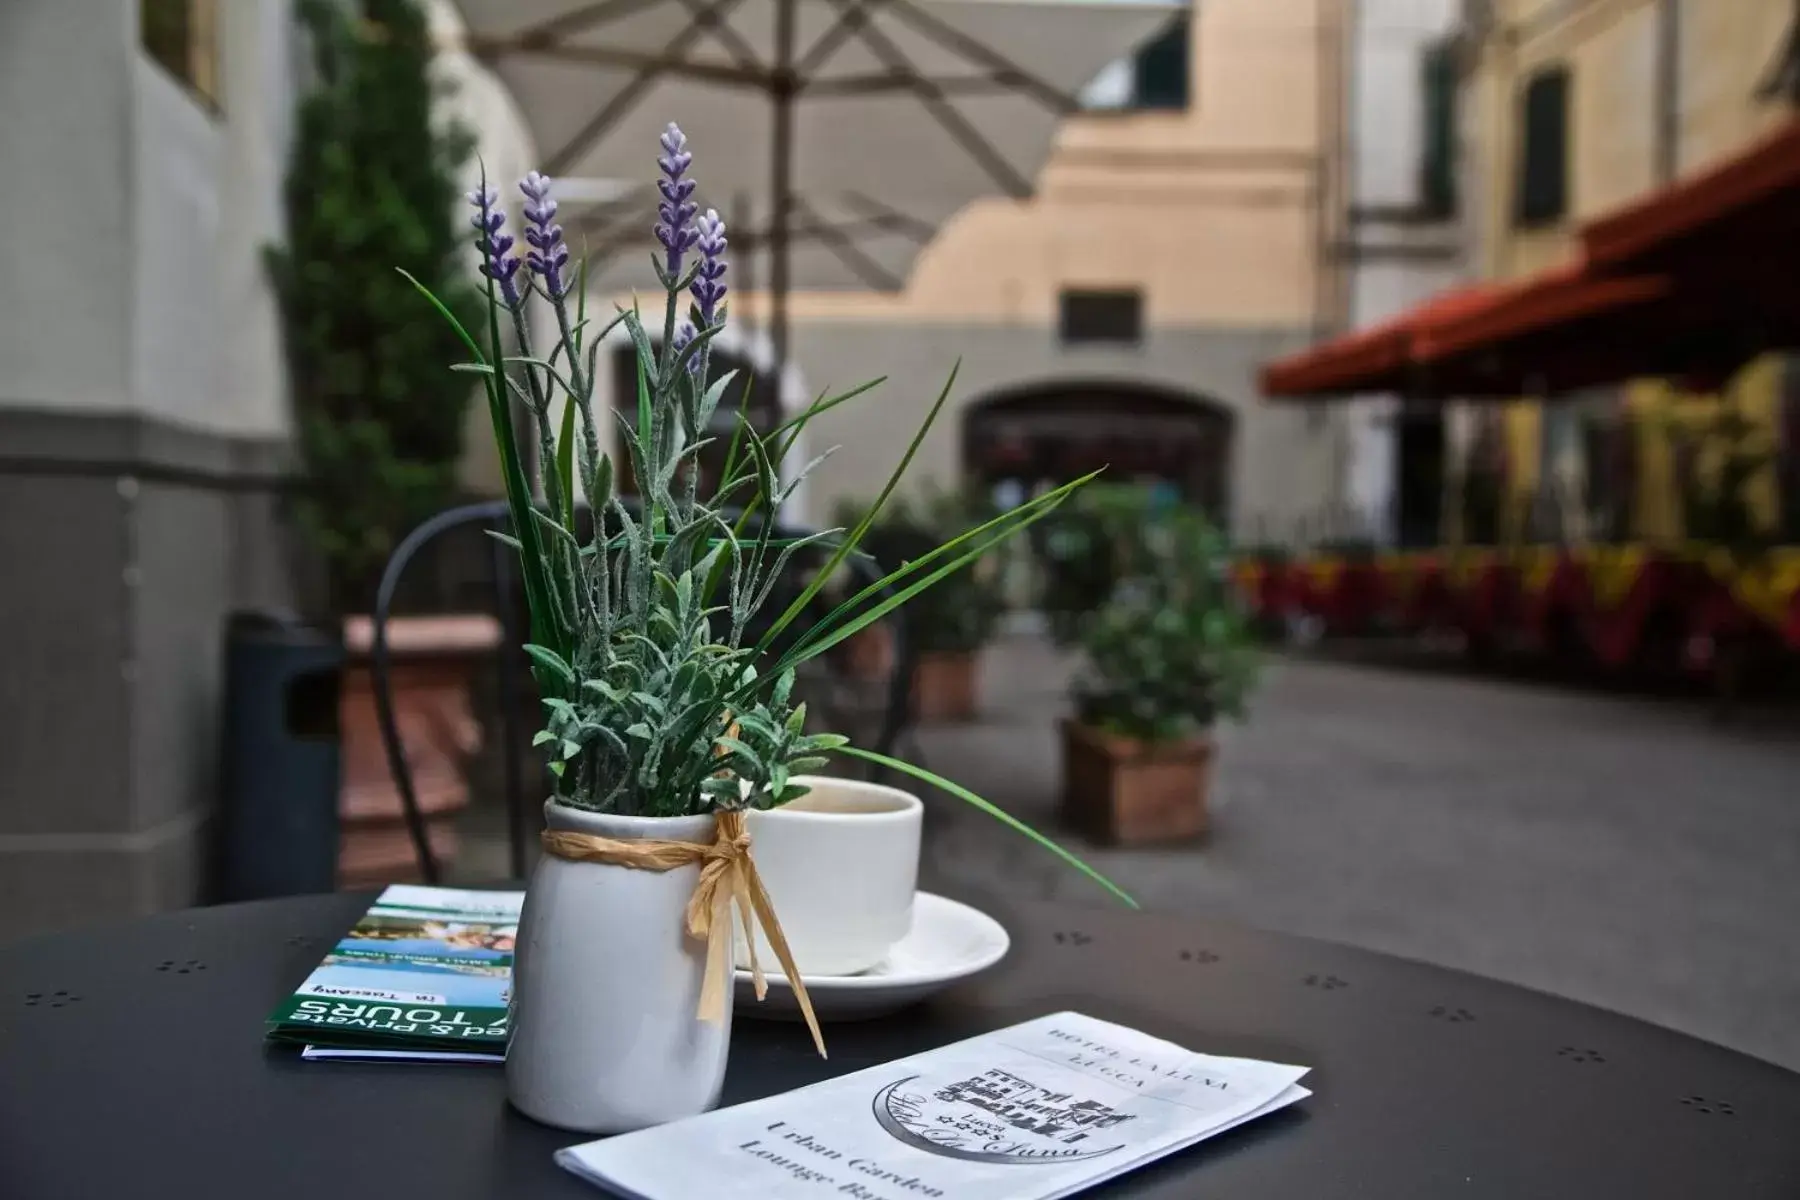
{"left": 786, "top": 472, "right": 1101, "bottom": 666}
{"left": 757, "top": 362, "right": 960, "bottom": 654}
{"left": 400, "top": 264, "right": 563, "bottom": 664}
{"left": 716, "top": 373, "right": 758, "bottom": 486}
{"left": 774, "top": 478, "right": 1087, "bottom": 674}
{"left": 396, "top": 268, "right": 485, "bottom": 363}
{"left": 835, "top": 747, "right": 1137, "bottom": 909}
{"left": 769, "top": 377, "right": 885, "bottom": 460}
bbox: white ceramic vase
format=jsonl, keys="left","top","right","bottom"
{"left": 505, "top": 802, "right": 732, "bottom": 1133}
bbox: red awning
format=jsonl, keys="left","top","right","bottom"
{"left": 1584, "top": 117, "right": 1800, "bottom": 274}
{"left": 1260, "top": 121, "right": 1800, "bottom": 403}
{"left": 1259, "top": 318, "right": 1413, "bottom": 398}
{"left": 1406, "top": 264, "right": 1711, "bottom": 396}
{"left": 1260, "top": 285, "right": 1499, "bottom": 399}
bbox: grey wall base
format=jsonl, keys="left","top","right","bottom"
{"left": 0, "top": 408, "right": 295, "bottom": 937}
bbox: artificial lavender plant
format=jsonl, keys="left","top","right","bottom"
{"left": 404, "top": 124, "right": 1131, "bottom": 904}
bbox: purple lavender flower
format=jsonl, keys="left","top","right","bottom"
{"left": 467, "top": 183, "right": 521, "bottom": 307}
{"left": 655, "top": 123, "right": 699, "bottom": 276}
{"left": 670, "top": 320, "right": 697, "bottom": 371}
{"left": 519, "top": 171, "right": 570, "bottom": 298}
{"left": 691, "top": 208, "right": 728, "bottom": 327}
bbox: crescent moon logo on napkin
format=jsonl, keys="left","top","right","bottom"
{"left": 871, "top": 1074, "right": 1134, "bottom": 1165}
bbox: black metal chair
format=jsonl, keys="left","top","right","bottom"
{"left": 369, "top": 499, "right": 914, "bottom": 884}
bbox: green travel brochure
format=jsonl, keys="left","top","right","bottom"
{"left": 265, "top": 885, "right": 524, "bottom": 1059}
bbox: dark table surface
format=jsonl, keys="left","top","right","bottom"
{"left": 3, "top": 886, "right": 1798, "bottom": 1198}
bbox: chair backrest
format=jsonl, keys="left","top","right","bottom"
{"left": 368, "top": 500, "right": 913, "bottom": 884}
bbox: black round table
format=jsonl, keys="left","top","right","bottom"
{"left": 4, "top": 887, "right": 1798, "bottom": 1198}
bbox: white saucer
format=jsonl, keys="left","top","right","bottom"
{"left": 734, "top": 892, "right": 1009, "bottom": 1022}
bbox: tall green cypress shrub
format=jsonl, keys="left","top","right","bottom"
{"left": 267, "top": 0, "right": 483, "bottom": 614}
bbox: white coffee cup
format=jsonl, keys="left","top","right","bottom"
{"left": 738, "top": 776, "right": 923, "bottom": 977}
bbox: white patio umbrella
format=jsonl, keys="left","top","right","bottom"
{"left": 448, "top": 0, "right": 1189, "bottom": 370}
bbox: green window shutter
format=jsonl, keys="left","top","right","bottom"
{"left": 1419, "top": 41, "right": 1458, "bottom": 218}
{"left": 141, "top": 0, "right": 192, "bottom": 81}
{"left": 1515, "top": 66, "right": 1570, "bottom": 226}
{"left": 1133, "top": 17, "right": 1190, "bottom": 111}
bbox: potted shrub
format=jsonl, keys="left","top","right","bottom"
{"left": 1062, "top": 507, "right": 1259, "bottom": 845}
{"left": 267, "top": 0, "right": 497, "bottom": 884}
{"left": 1032, "top": 483, "right": 1165, "bottom": 646}
{"left": 405, "top": 126, "right": 1132, "bottom": 1133}
{"left": 847, "top": 489, "right": 1006, "bottom": 722}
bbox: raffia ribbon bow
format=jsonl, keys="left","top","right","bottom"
{"left": 539, "top": 810, "right": 826, "bottom": 1058}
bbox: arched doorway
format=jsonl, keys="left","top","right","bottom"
{"left": 962, "top": 380, "right": 1235, "bottom": 521}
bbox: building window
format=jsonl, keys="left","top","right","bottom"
{"left": 1059, "top": 290, "right": 1143, "bottom": 346}
{"left": 1756, "top": 0, "right": 1800, "bottom": 104}
{"left": 1419, "top": 40, "right": 1459, "bottom": 218}
{"left": 1514, "top": 66, "right": 1570, "bottom": 227}
{"left": 141, "top": 0, "right": 221, "bottom": 109}
{"left": 1080, "top": 17, "right": 1191, "bottom": 112}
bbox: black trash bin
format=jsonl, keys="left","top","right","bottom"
{"left": 218, "top": 611, "right": 343, "bottom": 901}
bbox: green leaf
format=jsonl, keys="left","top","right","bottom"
{"left": 523, "top": 643, "right": 576, "bottom": 688}
{"left": 484, "top": 529, "right": 524, "bottom": 553}
{"left": 556, "top": 395, "right": 577, "bottom": 529}
{"left": 713, "top": 735, "right": 757, "bottom": 760}
{"left": 836, "top": 746, "right": 1138, "bottom": 909}
{"left": 531, "top": 730, "right": 556, "bottom": 747}
{"left": 530, "top": 506, "right": 579, "bottom": 549}
{"left": 629, "top": 321, "right": 656, "bottom": 447}
{"left": 591, "top": 453, "right": 614, "bottom": 514}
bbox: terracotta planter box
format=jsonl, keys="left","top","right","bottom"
{"left": 836, "top": 622, "right": 898, "bottom": 681}
{"left": 1060, "top": 720, "right": 1212, "bottom": 845}
{"left": 911, "top": 650, "right": 979, "bottom": 723}
{"left": 338, "top": 614, "right": 503, "bottom": 887}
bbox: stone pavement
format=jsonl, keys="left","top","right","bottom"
{"left": 910, "top": 634, "right": 1800, "bottom": 1072}
{"left": 455, "top": 631, "right": 1800, "bottom": 1070}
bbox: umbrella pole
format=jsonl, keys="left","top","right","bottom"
{"left": 733, "top": 191, "right": 755, "bottom": 348}
{"left": 769, "top": 0, "right": 796, "bottom": 392}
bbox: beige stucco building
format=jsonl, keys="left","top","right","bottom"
{"left": 1456, "top": 0, "right": 1798, "bottom": 542}
{"left": 584, "top": 0, "right": 1357, "bottom": 542}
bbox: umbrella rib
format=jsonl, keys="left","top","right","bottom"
{"left": 792, "top": 0, "right": 881, "bottom": 76}
{"left": 515, "top": 0, "right": 674, "bottom": 42}
{"left": 837, "top": 190, "right": 937, "bottom": 242}
{"left": 803, "top": 72, "right": 1024, "bottom": 98}
{"left": 827, "top": 0, "right": 1033, "bottom": 197}
{"left": 542, "top": 0, "right": 760, "bottom": 176}
{"left": 882, "top": 0, "right": 1076, "bottom": 113}
{"left": 471, "top": 35, "right": 765, "bottom": 87}
{"left": 789, "top": 197, "right": 906, "bottom": 290}
{"left": 671, "top": 0, "right": 768, "bottom": 72}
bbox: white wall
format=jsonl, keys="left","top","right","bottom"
{"left": 0, "top": 2, "right": 294, "bottom": 438}
{"left": 131, "top": 59, "right": 228, "bottom": 434}
{"left": 0, "top": 3, "right": 135, "bottom": 413}
{"left": 130, "top": 1, "right": 294, "bottom": 440}
{"left": 215, "top": 0, "right": 299, "bottom": 440}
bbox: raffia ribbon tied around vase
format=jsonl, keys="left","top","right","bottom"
{"left": 539, "top": 811, "right": 826, "bottom": 1058}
